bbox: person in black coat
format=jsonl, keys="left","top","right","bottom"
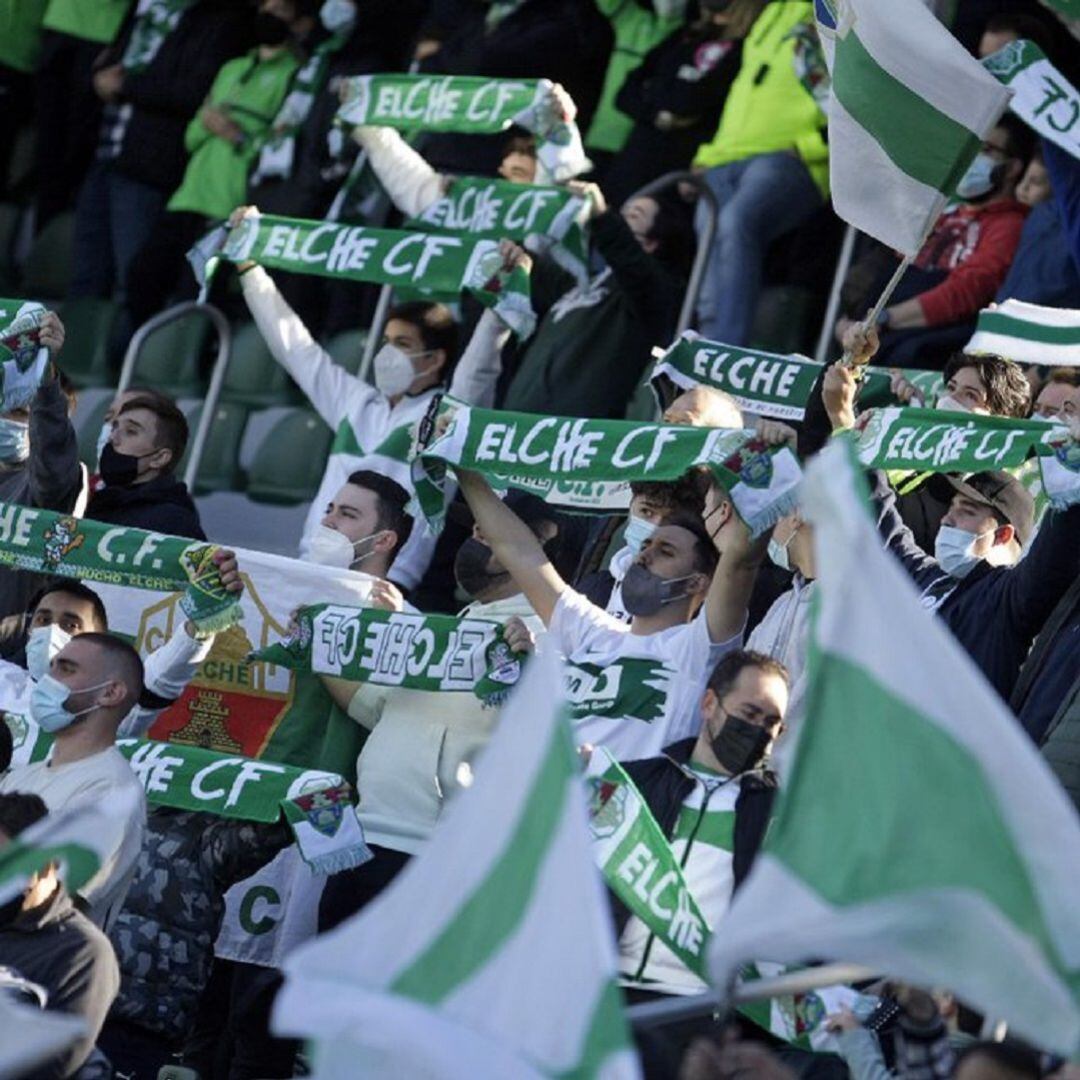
{"left": 602, "top": 0, "right": 743, "bottom": 206}
{"left": 69, "top": 1, "right": 252, "bottom": 310}
{"left": 86, "top": 391, "right": 205, "bottom": 541}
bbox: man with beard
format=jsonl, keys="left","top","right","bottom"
{"left": 315, "top": 491, "right": 572, "bottom": 931}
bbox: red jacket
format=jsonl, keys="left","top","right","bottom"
{"left": 914, "top": 198, "right": 1028, "bottom": 326}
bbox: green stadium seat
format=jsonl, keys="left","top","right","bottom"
{"left": 325, "top": 328, "right": 367, "bottom": 375}
{"left": 0, "top": 203, "right": 23, "bottom": 293}
{"left": 55, "top": 297, "right": 117, "bottom": 388}
{"left": 128, "top": 310, "right": 211, "bottom": 397}
{"left": 246, "top": 408, "right": 331, "bottom": 505}
{"left": 178, "top": 401, "right": 250, "bottom": 494}
{"left": 747, "top": 285, "right": 818, "bottom": 357}
{"left": 20, "top": 211, "right": 74, "bottom": 300}
{"left": 220, "top": 321, "right": 301, "bottom": 407}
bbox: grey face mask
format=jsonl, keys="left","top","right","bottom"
{"left": 620, "top": 563, "right": 697, "bottom": 617}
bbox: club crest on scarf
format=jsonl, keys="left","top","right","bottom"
{"left": 588, "top": 776, "right": 629, "bottom": 840}
{"left": 722, "top": 437, "right": 774, "bottom": 491}
{"left": 292, "top": 785, "right": 351, "bottom": 838}
{"left": 982, "top": 38, "right": 1028, "bottom": 79}
{"left": 0, "top": 327, "right": 41, "bottom": 372}
{"left": 42, "top": 516, "right": 85, "bottom": 570}
{"left": 484, "top": 640, "right": 522, "bottom": 686}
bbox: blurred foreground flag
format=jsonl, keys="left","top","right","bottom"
{"left": 709, "top": 438, "right": 1080, "bottom": 1057}
{"left": 815, "top": 0, "right": 1012, "bottom": 253}
{"left": 272, "top": 646, "right": 640, "bottom": 1079}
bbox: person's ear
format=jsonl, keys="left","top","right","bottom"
{"left": 993, "top": 523, "right": 1015, "bottom": 547}
{"left": 372, "top": 529, "right": 398, "bottom": 554}
{"left": 425, "top": 349, "right": 447, "bottom": 380}
{"left": 1005, "top": 157, "right": 1024, "bottom": 184}
{"left": 700, "top": 687, "right": 719, "bottom": 724}
{"left": 148, "top": 446, "right": 174, "bottom": 472}
{"left": 97, "top": 679, "right": 128, "bottom": 710}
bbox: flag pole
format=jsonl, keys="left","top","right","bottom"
{"left": 626, "top": 964, "right": 877, "bottom": 1029}
{"left": 840, "top": 253, "right": 913, "bottom": 371}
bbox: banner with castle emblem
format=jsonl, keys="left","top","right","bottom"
{"left": 414, "top": 396, "right": 803, "bottom": 537}
{"left": 853, "top": 408, "right": 1080, "bottom": 509}
{"left": 252, "top": 605, "right": 526, "bottom": 706}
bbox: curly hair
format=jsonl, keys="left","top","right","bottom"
{"left": 944, "top": 353, "right": 1031, "bottom": 418}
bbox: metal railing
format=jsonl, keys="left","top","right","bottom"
{"left": 117, "top": 300, "right": 232, "bottom": 492}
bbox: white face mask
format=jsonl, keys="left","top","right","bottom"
{"left": 306, "top": 525, "right": 384, "bottom": 570}
{"left": 26, "top": 624, "right": 72, "bottom": 682}
{"left": 934, "top": 524, "right": 991, "bottom": 579}
{"left": 935, "top": 394, "right": 970, "bottom": 414}
{"left": 373, "top": 343, "right": 430, "bottom": 398}
{"left": 623, "top": 514, "right": 657, "bottom": 555}
{"left": 320, "top": 0, "right": 356, "bottom": 32}
{"left": 767, "top": 535, "right": 792, "bottom": 572}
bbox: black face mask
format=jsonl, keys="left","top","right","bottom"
{"left": 254, "top": 11, "right": 292, "bottom": 45}
{"left": 454, "top": 538, "right": 511, "bottom": 599}
{"left": 99, "top": 442, "right": 154, "bottom": 488}
{"left": 710, "top": 711, "right": 774, "bottom": 775}
{"left": 621, "top": 564, "right": 696, "bottom": 617}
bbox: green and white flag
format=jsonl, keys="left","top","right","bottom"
{"left": 252, "top": 604, "right": 526, "bottom": 706}
{"left": 815, "top": 0, "right": 1012, "bottom": 253}
{"left": 651, "top": 333, "right": 943, "bottom": 421}
{"left": 197, "top": 212, "right": 536, "bottom": 338}
{"left": 966, "top": 299, "right": 1080, "bottom": 367}
{"left": 853, "top": 406, "right": 1080, "bottom": 509}
{"left": 272, "top": 646, "right": 640, "bottom": 1078}
{"left": 1039, "top": 0, "right": 1080, "bottom": 16}
{"left": 408, "top": 176, "right": 590, "bottom": 282}
{"left": 0, "top": 502, "right": 243, "bottom": 635}
{"left": 121, "top": 0, "right": 193, "bottom": 73}
{"left": 413, "top": 396, "right": 803, "bottom": 537}
{"left": 709, "top": 437, "right": 1080, "bottom": 1057}
{"left": 0, "top": 300, "right": 51, "bottom": 413}
{"left": 1, "top": 995, "right": 88, "bottom": 1080}
{"left": 0, "top": 799, "right": 136, "bottom": 905}
{"left": 336, "top": 74, "right": 590, "bottom": 182}
{"left": 984, "top": 39, "right": 1080, "bottom": 162}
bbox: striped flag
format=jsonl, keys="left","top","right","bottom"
{"left": 966, "top": 299, "right": 1080, "bottom": 367}
{"left": 710, "top": 438, "right": 1080, "bottom": 1057}
{"left": 815, "top": 0, "right": 1012, "bottom": 253}
{"left": 272, "top": 646, "right": 640, "bottom": 1079}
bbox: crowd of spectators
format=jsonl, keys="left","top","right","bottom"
{"left": 1, "top": 0, "right": 1079, "bottom": 1078}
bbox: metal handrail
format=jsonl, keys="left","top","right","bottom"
{"left": 627, "top": 170, "right": 719, "bottom": 337}
{"left": 118, "top": 300, "right": 232, "bottom": 493}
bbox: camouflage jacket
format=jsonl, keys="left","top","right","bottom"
{"left": 109, "top": 808, "right": 290, "bottom": 1041}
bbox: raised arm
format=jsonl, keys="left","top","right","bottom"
{"left": 456, "top": 469, "right": 567, "bottom": 625}
{"left": 352, "top": 126, "right": 445, "bottom": 220}
{"left": 704, "top": 492, "right": 766, "bottom": 645}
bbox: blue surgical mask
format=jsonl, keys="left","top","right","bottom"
{"left": 933, "top": 524, "right": 990, "bottom": 580}
{"left": 956, "top": 152, "right": 1002, "bottom": 201}
{"left": 30, "top": 674, "right": 111, "bottom": 733}
{"left": 25, "top": 624, "right": 72, "bottom": 682}
{"left": 0, "top": 417, "right": 29, "bottom": 463}
{"left": 623, "top": 514, "right": 657, "bottom": 555}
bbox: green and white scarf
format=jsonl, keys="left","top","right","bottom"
{"left": 413, "top": 395, "right": 804, "bottom": 537}
{"left": 336, "top": 74, "right": 590, "bottom": 182}
{"left": 566, "top": 659, "right": 674, "bottom": 727}
{"left": 252, "top": 17, "right": 357, "bottom": 184}
{"left": 0, "top": 503, "right": 243, "bottom": 635}
{"left": 118, "top": 737, "right": 369, "bottom": 875}
{"left": 854, "top": 407, "right": 1080, "bottom": 509}
{"left": 966, "top": 298, "right": 1080, "bottom": 367}
{"left": 0, "top": 301, "right": 51, "bottom": 413}
{"left": 122, "top": 0, "right": 194, "bottom": 74}
{"left": 408, "top": 176, "right": 590, "bottom": 282}
{"left": 193, "top": 212, "right": 536, "bottom": 337}
{"left": 584, "top": 749, "right": 851, "bottom": 1051}
{"left": 651, "top": 333, "right": 943, "bottom": 422}
{"left": 984, "top": 39, "right": 1080, "bottom": 163}
{"left": 251, "top": 604, "right": 526, "bottom": 705}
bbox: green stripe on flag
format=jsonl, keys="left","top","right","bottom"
{"left": 976, "top": 311, "right": 1080, "bottom": 347}
{"left": 556, "top": 980, "right": 634, "bottom": 1080}
{"left": 390, "top": 723, "right": 575, "bottom": 1002}
{"left": 1, "top": 840, "right": 101, "bottom": 895}
{"left": 833, "top": 30, "right": 981, "bottom": 194}
{"left": 777, "top": 648, "right": 1062, "bottom": 969}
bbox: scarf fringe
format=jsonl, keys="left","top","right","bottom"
{"left": 299, "top": 843, "right": 373, "bottom": 877}
{"left": 741, "top": 487, "right": 801, "bottom": 539}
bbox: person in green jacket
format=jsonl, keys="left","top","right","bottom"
{"left": 690, "top": 0, "right": 828, "bottom": 346}
{"left": 585, "top": 0, "right": 689, "bottom": 161}
{"left": 123, "top": 0, "right": 314, "bottom": 336}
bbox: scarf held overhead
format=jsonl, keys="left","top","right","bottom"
{"left": 412, "top": 396, "right": 803, "bottom": 537}
{"left": 251, "top": 604, "right": 527, "bottom": 705}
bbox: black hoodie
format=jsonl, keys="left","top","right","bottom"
{"left": 87, "top": 473, "right": 206, "bottom": 540}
